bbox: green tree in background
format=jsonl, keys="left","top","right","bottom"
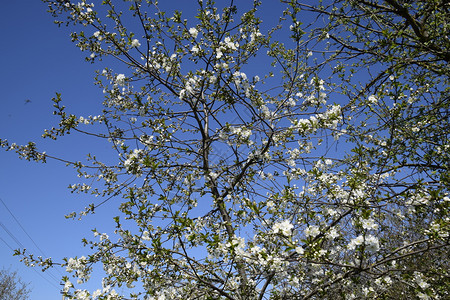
{"left": 1, "top": 0, "right": 448, "bottom": 299}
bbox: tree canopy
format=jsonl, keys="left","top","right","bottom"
{"left": 1, "top": 0, "right": 449, "bottom": 299}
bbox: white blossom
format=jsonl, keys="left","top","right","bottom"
{"left": 189, "top": 27, "right": 199, "bottom": 38}
{"left": 116, "top": 74, "right": 126, "bottom": 86}
{"left": 272, "top": 220, "right": 294, "bottom": 236}
{"left": 295, "top": 246, "right": 304, "bottom": 255}
{"left": 348, "top": 235, "right": 364, "bottom": 250}
{"left": 131, "top": 38, "right": 141, "bottom": 48}
{"left": 362, "top": 218, "right": 379, "bottom": 230}
{"left": 417, "top": 292, "right": 431, "bottom": 300}
{"left": 414, "top": 272, "right": 430, "bottom": 289}
{"left": 304, "top": 225, "right": 320, "bottom": 238}
{"left": 216, "top": 49, "right": 223, "bottom": 59}
{"left": 365, "top": 235, "right": 380, "bottom": 253}
{"left": 223, "top": 37, "right": 237, "bottom": 50}
{"left": 191, "top": 45, "right": 201, "bottom": 54}
{"left": 368, "top": 95, "right": 378, "bottom": 103}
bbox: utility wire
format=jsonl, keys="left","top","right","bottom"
{"left": 0, "top": 196, "right": 63, "bottom": 287}
{"left": 0, "top": 196, "right": 64, "bottom": 277}
{"left": 0, "top": 235, "right": 15, "bottom": 251}
{"left": 0, "top": 197, "right": 50, "bottom": 258}
{"left": 0, "top": 221, "right": 26, "bottom": 249}
{"left": 0, "top": 197, "right": 64, "bottom": 276}
{"left": 0, "top": 221, "right": 60, "bottom": 289}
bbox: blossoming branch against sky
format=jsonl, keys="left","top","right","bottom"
{"left": 1, "top": 0, "right": 448, "bottom": 299}
{"left": 0, "top": 1, "right": 290, "bottom": 298}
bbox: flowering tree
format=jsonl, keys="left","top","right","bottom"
{"left": 1, "top": 0, "right": 449, "bottom": 299}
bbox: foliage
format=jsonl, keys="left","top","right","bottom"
{"left": 0, "top": 268, "right": 31, "bottom": 300}
{"left": 1, "top": 0, "right": 449, "bottom": 299}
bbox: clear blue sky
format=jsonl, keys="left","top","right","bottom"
{"left": 0, "top": 1, "right": 294, "bottom": 299}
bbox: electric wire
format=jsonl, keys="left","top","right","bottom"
{"left": 0, "top": 221, "right": 26, "bottom": 249}
{"left": 0, "top": 196, "right": 63, "bottom": 277}
{"left": 0, "top": 196, "right": 62, "bottom": 288}
{"left": 0, "top": 223, "right": 60, "bottom": 289}
{"left": 0, "top": 197, "right": 50, "bottom": 258}
{"left": 0, "top": 235, "right": 15, "bottom": 251}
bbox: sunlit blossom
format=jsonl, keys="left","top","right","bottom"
{"left": 362, "top": 218, "right": 379, "bottom": 230}
{"left": 304, "top": 225, "right": 320, "bottom": 238}
{"left": 272, "top": 220, "right": 293, "bottom": 236}
{"left": 116, "top": 74, "right": 126, "bottom": 86}
{"left": 368, "top": 95, "right": 378, "bottom": 103}
{"left": 189, "top": 27, "right": 199, "bottom": 38}
{"left": 131, "top": 38, "right": 141, "bottom": 47}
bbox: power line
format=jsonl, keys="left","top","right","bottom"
{"left": 0, "top": 221, "right": 26, "bottom": 249}
{"left": 0, "top": 197, "right": 63, "bottom": 274}
{"left": 0, "top": 196, "right": 63, "bottom": 288}
{"left": 0, "top": 197, "right": 49, "bottom": 258}
{"left": 0, "top": 220, "right": 61, "bottom": 288}
{"left": 0, "top": 235, "right": 15, "bottom": 251}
